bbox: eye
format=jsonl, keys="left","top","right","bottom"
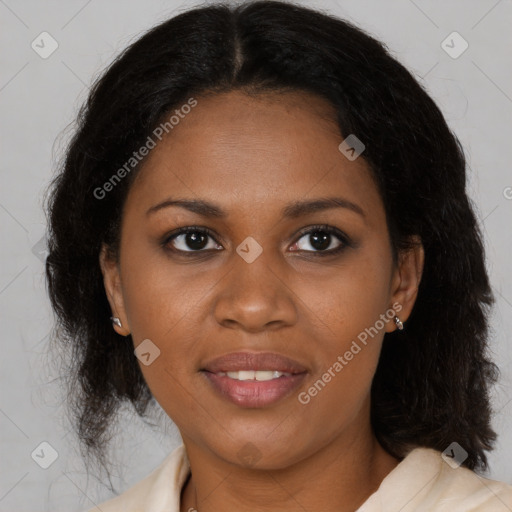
{"left": 290, "top": 225, "right": 349, "bottom": 255}
{"left": 164, "top": 226, "right": 222, "bottom": 252}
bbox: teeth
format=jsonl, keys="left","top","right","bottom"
{"left": 221, "top": 370, "right": 292, "bottom": 381}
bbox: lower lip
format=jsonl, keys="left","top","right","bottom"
{"left": 202, "top": 371, "right": 307, "bottom": 408}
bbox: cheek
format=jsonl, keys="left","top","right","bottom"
{"left": 293, "top": 269, "right": 388, "bottom": 443}
{"left": 294, "top": 243, "right": 393, "bottom": 346}
{"left": 121, "top": 260, "right": 205, "bottom": 424}
{"left": 291, "top": 245, "right": 392, "bottom": 406}
{"left": 118, "top": 244, "right": 211, "bottom": 400}
{"left": 120, "top": 242, "right": 208, "bottom": 342}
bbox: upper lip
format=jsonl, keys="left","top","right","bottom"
{"left": 201, "top": 352, "right": 308, "bottom": 374}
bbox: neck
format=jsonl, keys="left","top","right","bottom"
{"left": 179, "top": 419, "right": 399, "bottom": 512}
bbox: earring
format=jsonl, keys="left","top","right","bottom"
{"left": 110, "top": 316, "right": 122, "bottom": 328}
{"left": 394, "top": 315, "right": 404, "bottom": 331}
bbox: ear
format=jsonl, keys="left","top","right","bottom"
{"left": 385, "top": 235, "right": 425, "bottom": 333}
{"left": 99, "top": 243, "right": 131, "bottom": 336}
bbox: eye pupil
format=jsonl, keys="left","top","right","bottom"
{"left": 186, "top": 232, "right": 208, "bottom": 250}
{"left": 310, "top": 231, "right": 331, "bottom": 251}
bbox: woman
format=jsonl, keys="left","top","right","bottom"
{"left": 44, "top": 1, "right": 512, "bottom": 510}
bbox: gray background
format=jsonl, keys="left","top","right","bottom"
{"left": 0, "top": 0, "right": 511, "bottom": 510}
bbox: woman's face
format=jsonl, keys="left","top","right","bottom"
{"left": 101, "top": 90, "right": 422, "bottom": 469}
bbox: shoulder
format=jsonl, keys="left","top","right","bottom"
{"left": 359, "top": 447, "right": 512, "bottom": 511}
{"left": 419, "top": 448, "right": 512, "bottom": 511}
{"left": 85, "top": 444, "right": 190, "bottom": 512}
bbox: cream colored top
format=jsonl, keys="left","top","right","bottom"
{"left": 89, "top": 444, "right": 512, "bottom": 511}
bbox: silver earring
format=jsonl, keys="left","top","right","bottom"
{"left": 394, "top": 316, "right": 404, "bottom": 331}
{"left": 110, "top": 316, "right": 122, "bottom": 328}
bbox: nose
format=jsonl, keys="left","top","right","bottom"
{"left": 213, "top": 253, "right": 298, "bottom": 333}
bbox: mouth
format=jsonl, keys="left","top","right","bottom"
{"left": 212, "top": 370, "right": 295, "bottom": 381}
{"left": 200, "top": 352, "right": 308, "bottom": 408}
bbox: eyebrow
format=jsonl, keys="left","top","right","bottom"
{"left": 146, "top": 197, "right": 365, "bottom": 220}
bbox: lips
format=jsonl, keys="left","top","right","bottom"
{"left": 200, "top": 352, "right": 308, "bottom": 408}
{"left": 201, "top": 352, "right": 307, "bottom": 374}
{"left": 202, "top": 372, "right": 307, "bottom": 408}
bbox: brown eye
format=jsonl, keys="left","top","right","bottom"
{"left": 290, "top": 225, "right": 351, "bottom": 255}
{"left": 165, "top": 227, "right": 222, "bottom": 253}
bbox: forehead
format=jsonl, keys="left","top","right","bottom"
{"left": 124, "top": 89, "right": 383, "bottom": 225}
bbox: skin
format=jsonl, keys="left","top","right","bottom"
{"left": 100, "top": 89, "right": 424, "bottom": 512}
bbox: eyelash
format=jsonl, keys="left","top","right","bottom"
{"left": 161, "top": 224, "right": 352, "bottom": 257}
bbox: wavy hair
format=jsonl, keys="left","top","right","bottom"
{"left": 44, "top": 0, "right": 498, "bottom": 475}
